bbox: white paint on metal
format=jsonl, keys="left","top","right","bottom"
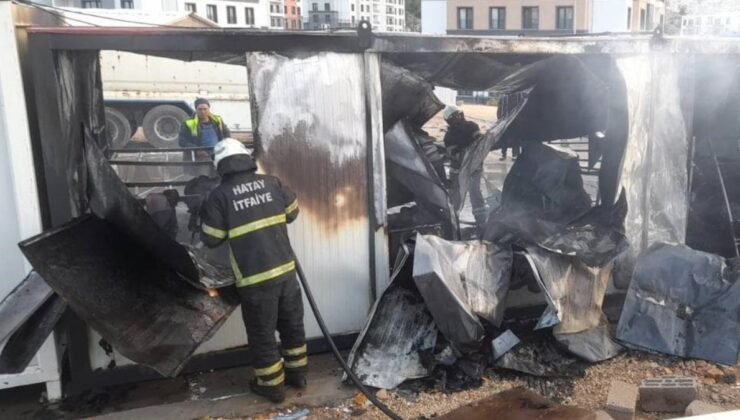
{"left": 0, "top": 1, "right": 61, "bottom": 401}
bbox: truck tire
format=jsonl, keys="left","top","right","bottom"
{"left": 105, "top": 107, "right": 132, "bottom": 149}
{"left": 143, "top": 105, "right": 189, "bottom": 148}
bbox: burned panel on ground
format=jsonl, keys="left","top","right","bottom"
{"left": 616, "top": 243, "right": 740, "bottom": 365}
{"left": 346, "top": 244, "right": 438, "bottom": 390}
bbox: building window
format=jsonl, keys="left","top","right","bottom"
{"left": 324, "top": 3, "right": 330, "bottom": 11}
{"left": 245, "top": 7, "right": 255, "bottom": 24}
{"left": 185, "top": 2, "right": 196, "bottom": 13}
{"left": 556, "top": 6, "right": 573, "bottom": 30}
{"left": 522, "top": 7, "right": 538, "bottom": 30}
{"left": 457, "top": 7, "right": 473, "bottom": 30}
{"left": 325, "top": 14, "right": 330, "bottom": 23}
{"left": 227, "top": 6, "right": 236, "bottom": 24}
{"left": 120, "top": 0, "right": 134, "bottom": 9}
{"left": 207, "top": 5, "right": 218, "bottom": 22}
{"left": 352, "top": 15, "right": 355, "bottom": 23}
{"left": 81, "top": 0, "right": 102, "bottom": 8}
{"left": 312, "top": 3, "right": 318, "bottom": 11}
{"left": 646, "top": 4, "right": 654, "bottom": 29}
{"left": 360, "top": 4, "right": 364, "bottom": 12}
{"left": 489, "top": 7, "right": 505, "bottom": 30}
{"left": 297, "top": 6, "right": 301, "bottom": 14}
{"left": 313, "top": 14, "right": 318, "bottom": 22}
{"left": 640, "top": 9, "right": 646, "bottom": 30}
{"left": 292, "top": 6, "right": 296, "bottom": 14}
{"left": 627, "top": 7, "right": 631, "bottom": 29}
{"left": 351, "top": 4, "right": 355, "bottom": 12}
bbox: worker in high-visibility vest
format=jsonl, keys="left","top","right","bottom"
{"left": 200, "top": 138, "right": 306, "bottom": 404}
{"left": 178, "top": 97, "right": 231, "bottom": 150}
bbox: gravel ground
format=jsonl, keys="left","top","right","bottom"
{"left": 231, "top": 350, "right": 740, "bottom": 420}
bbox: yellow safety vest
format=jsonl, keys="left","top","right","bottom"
{"left": 185, "top": 114, "right": 225, "bottom": 137}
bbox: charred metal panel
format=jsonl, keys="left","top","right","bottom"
{"left": 384, "top": 120, "right": 455, "bottom": 232}
{"left": 346, "top": 246, "right": 437, "bottom": 390}
{"left": 85, "top": 134, "right": 201, "bottom": 283}
{"left": 248, "top": 52, "right": 385, "bottom": 338}
{"left": 380, "top": 61, "right": 443, "bottom": 132}
{"left": 523, "top": 247, "right": 611, "bottom": 333}
{"left": 413, "top": 234, "right": 512, "bottom": 335}
{"left": 48, "top": 51, "right": 108, "bottom": 224}
{"left": 0, "top": 294, "right": 65, "bottom": 374}
{"left": 617, "top": 243, "right": 740, "bottom": 365}
{"left": 453, "top": 93, "right": 527, "bottom": 212}
{"left": 613, "top": 55, "right": 692, "bottom": 287}
{"left": 0, "top": 272, "right": 53, "bottom": 344}
{"left": 522, "top": 247, "right": 621, "bottom": 362}
{"left": 383, "top": 53, "right": 516, "bottom": 90}
{"left": 493, "top": 56, "right": 609, "bottom": 146}
{"left": 19, "top": 216, "right": 238, "bottom": 377}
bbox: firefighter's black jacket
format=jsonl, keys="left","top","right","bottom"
{"left": 201, "top": 155, "right": 299, "bottom": 287}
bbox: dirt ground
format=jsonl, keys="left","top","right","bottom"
{"left": 236, "top": 351, "right": 740, "bottom": 420}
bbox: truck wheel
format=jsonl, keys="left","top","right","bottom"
{"left": 143, "top": 105, "right": 189, "bottom": 148}
{"left": 105, "top": 107, "right": 132, "bottom": 149}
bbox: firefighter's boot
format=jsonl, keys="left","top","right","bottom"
{"left": 251, "top": 360, "right": 285, "bottom": 403}
{"left": 250, "top": 378, "right": 285, "bottom": 403}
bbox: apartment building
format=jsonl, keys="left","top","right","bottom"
{"left": 284, "top": 0, "right": 303, "bottom": 29}
{"left": 681, "top": 12, "right": 740, "bottom": 36}
{"left": 41, "top": 0, "right": 277, "bottom": 29}
{"left": 435, "top": 0, "right": 663, "bottom": 35}
{"left": 180, "top": 1, "right": 277, "bottom": 28}
{"left": 305, "top": 0, "right": 405, "bottom": 32}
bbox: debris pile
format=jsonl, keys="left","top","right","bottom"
{"left": 344, "top": 53, "right": 740, "bottom": 418}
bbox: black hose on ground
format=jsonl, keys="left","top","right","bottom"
{"left": 294, "top": 260, "right": 403, "bottom": 420}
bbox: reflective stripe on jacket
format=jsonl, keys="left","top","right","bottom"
{"left": 200, "top": 163, "right": 299, "bottom": 287}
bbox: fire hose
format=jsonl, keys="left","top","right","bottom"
{"left": 294, "top": 259, "right": 403, "bottom": 420}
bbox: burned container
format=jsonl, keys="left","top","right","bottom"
{"left": 16, "top": 24, "right": 740, "bottom": 392}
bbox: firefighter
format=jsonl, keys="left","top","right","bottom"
{"left": 200, "top": 138, "right": 306, "bottom": 403}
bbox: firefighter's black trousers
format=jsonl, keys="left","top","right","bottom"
{"left": 238, "top": 274, "right": 307, "bottom": 387}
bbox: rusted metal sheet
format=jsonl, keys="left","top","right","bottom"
{"left": 248, "top": 51, "right": 387, "bottom": 338}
